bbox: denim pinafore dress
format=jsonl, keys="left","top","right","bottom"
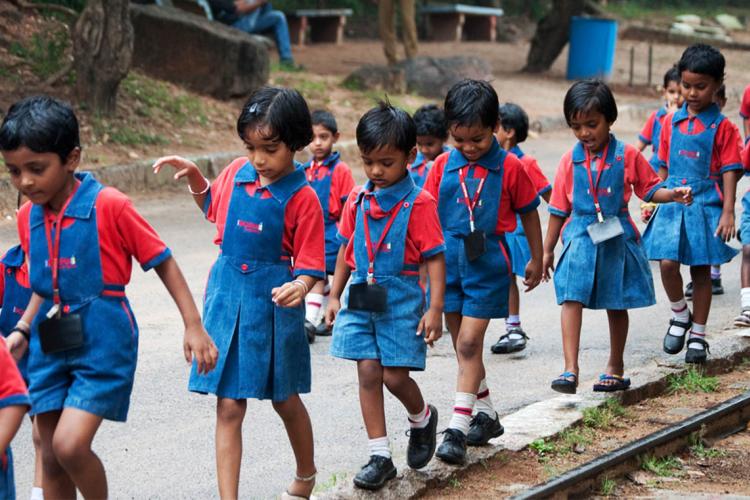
{"left": 189, "top": 164, "right": 312, "bottom": 401}
{"left": 303, "top": 151, "right": 342, "bottom": 274}
{"left": 647, "top": 107, "right": 668, "bottom": 172}
{"left": 643, "top": 104, "right": 739, "bottom": 266}
{"left": 505, "top": 145, "right": 544, "bottom": 277}
{"left": 554, "top": 139, "right": 656, "bottom": 310}
{"left": 0, "top": 245, "right": 32, "bottom": 382}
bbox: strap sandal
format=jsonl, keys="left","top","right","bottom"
{"left": 663, "top": 313, "right": 692, "bottom": 355}
{"left": 685, "top": 337, "right": 710, "bottom": 365}
{"left": 281, "top": 471, "right": 317, "bottom": 500}
{"left": 733, "top": 307, "right": 750, "bottom": 327}
{"left": 550, "top": 371, "right": 578, "bottom": 394}
{"left": 491, "top": 329, "right": 529, "bottom": 354}
{"left": 593, "top": 373, "right": 631, "bottom": 392}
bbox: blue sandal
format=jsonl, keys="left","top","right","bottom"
{"left": 551, "top": 372, "right": 578, "bottom": 394}
{"left": 593, "top": 374, "right": 631, "bottom": 392}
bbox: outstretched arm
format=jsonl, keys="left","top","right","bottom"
{"left": 152, "top": 156, "right": 211, "bottom": 211}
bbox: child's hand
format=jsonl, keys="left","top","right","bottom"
{"left": 542, "top": 252, "right": 555, "bottom": 282}
{"left": 183, "top": 323, "right": 218, "bottom": 375}
{"left": 716, "top": 211, "right": 736, "bottom": 242}
{"left": 640, "top": 202, "right": 656, "bottom": 223}
{"left": 272, "top": 281, "right": 306, "bottom": 308}
{"left": 152, "top": 156, "right": 207, "bottom": 189}
{"left": 523, "top": 257, "right": 542, "bottom": 292}
{"left": 4, "top": 331, "right": 28, "bottom": 362}
{"left": 671, "top": 187, "right": 693, "bottom": 206}
{"left": 417, "top": 307, "right": 443, "bottom": 347}
{"left": 325, "top": 297, "right": 341, "bottom": 327}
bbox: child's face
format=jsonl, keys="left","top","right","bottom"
{"left": 243, "top": 127, "right": 296, "bottom": 183}
{"left": 680, "top": 71, "right": 721, "bottom": 114}
{"left": 449, "top": 123, "right": 497, "bottom": 163}
{"left": 494, "top": 124, "right": 515, "bottom": 149}
{"left": 416, "top": 135, "right": 445, "bottom": 162}
{"left": 360, "top": 144, "right": 414, "bottom": 190}
{"left": 309, "top": 124, "right": 338, "bottom": 162}
{"left": 569, "top": 110, "right": 612, "bottom": 154}
{"left": 664, "top": 80, "right": 682, "bottom": 108}
{"left": 3, "top": 146, "right": 79, "bottom": 208}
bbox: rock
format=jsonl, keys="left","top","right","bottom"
{"left": 573, "top": 443, "right": 586, "bottom": 454}
{"left": 343, "top": 65, "right": 406, "bottom": 95}
{"left": 671, "top": 22, "right": 696, "bottom": 35}
{"left": 675, "top": 14, "right": 702, "bottom": 26}
{"left": 626, "top": 471, "right": 651, "bottom": 485}
{"left": 715, "top": 14, "right": 744, "bottom": 31}
{"left": 687, "top": 469, "right": 706, "bottom": 478}
{"left": 129, "top": 4, "right": 269, "bottom": 99}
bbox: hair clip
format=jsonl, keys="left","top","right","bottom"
{"left": 249, "top": 103, "right": 259, "bottom": 114}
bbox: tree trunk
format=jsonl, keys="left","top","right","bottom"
{"left": 522, "top": 0, "right": 586, "bottom": 73}
{"left": 73, "top": 0, "right": 133, "bottom": 114}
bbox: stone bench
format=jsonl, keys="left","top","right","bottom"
{"left": 286, "top": 8, "right": 352, "bottom": 45}
{"left": 152, "top": 0, "right": 214, "bottom": 19}
{"left": 420, "top": 4, "right": 504, "bottom": 42}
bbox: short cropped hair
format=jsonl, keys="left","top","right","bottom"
{"left": 311, "top": 109, "right": 338, "bottom": 135}
{"left": 356, "top": 101, "right": 416, "bottom": 155}
{"left": 563, "top": 80, "right": 618, "bottom": 126}
{"left": 413, "top": 104, "right": 448, "bottom": 140}
{"left": 677, "top": 44, "right": 725, "bottom": 82}
{"left": 716, "top": 84, "right": 726, "bottom": 101}
{"left": 444, "top": 80, "right": 499, "bottom": 130}
{"left": 663, "top": 65, "right": 680, "bottom": 88}
{"left": 0, "top": 95, "right": 80, "bottom": 163}
{"left": 236, "top": 86, "right": 312, "bottom": 151}
{"left": 498, "top": 102, "right": 529, "bottom": 144}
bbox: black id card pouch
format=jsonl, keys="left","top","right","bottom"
{"left": 464, "top": 230, "right": 486, "bottom": 261}
{"left": 39, "top": 313, "right": 84, "bottom": 354}
{"left": 348, "top": 282, "right": 388, "bottom": 313}
{"left": 586, "top": 216, "right": 624, "bottom": 245}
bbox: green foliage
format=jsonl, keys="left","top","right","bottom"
{"left": 558, "top": 427, "right": 593, "bottom": 453}
{"left": 9, "top": 28, "right": 69, "bottom": 80}
{"left": 92, "top": 118, "right": 168, "bottom": 147}
{"left": 640, "top": 455, "right": 683, "bottom": 477}
{"left": 582, "top": 398, "right": 628, "bottom": 429}
{"left": 600, "top": 477, "right": 616, "bottom": 496}
{"left": 667, "top": 367, "right": 719, "bottom": 394}
{"left": 449, "top": 477, "right": 462, "bottom": 489}
{"left": 121, "top": 73, "right": 208, "bottom": 127}
{"left": 603, "top": 0, "right": 748, "bottom": 19}
{"left": 529, "top": 438, "right": 557, "bottom": 457}
{"left": 313, "top": 472, "right": 341, "bottom": 492}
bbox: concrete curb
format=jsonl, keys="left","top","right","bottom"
{"left": 318, "top": 324, "right": 750, "bottom": 499}
{"left": 530, "top": 102, "right": 655, "bottom": 134}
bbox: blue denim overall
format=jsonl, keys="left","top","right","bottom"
{"left": 408, "top": 150, "right": 432, "bottom": 188}
{"left": 190, "top": 165, "right": 317, "bottom": 401}
{"left": 437, "top": 140, "right": 531, "bottom": 318}
{"left": 740, "top": 186, "right": 750, "bottom": 245}
{"left": 554, "top": 139, "right": 657, "bottom": 310}
{"left": 643, "top": 104, "right": 739, "bottom": 266}
{"left": 330, "top": 175, "right": 431, "bottom": 369}
{"left": 0, "top": 246, "right": 32, "bottom": 382}
{"left": 27, "top": 173, "right": 149, "bottom": 421}
{"left": 303, "top": 151, "right": 342, "bottom": 274}
{"left": 647, "top": 107, "right": 668, "bottom": 172}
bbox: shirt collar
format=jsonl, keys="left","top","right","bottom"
{"left": 61, "top": 172, "right": 101, "bottom": 219}
{"left": 1, "top": 245, "right": 24, "bottom": 268}
{"left": 673, "top": 102, "right": 721, "bottom": 126}
{"left": 445, "top": 138, "right": 504, "bottom": 171}
{"left": 303, "top": 150, "right": 340, "bottom": 169}
{"left": 411, "top": 150, "right": 425, "bottom": 168}
{"left": 510, "top": 145, "right": 525, "bottom": 158}
{"left": 356, "top": 173, "right": 416, "bottom": 212}
{"left": 234, "top": 161, "right": 307, "bottom": 203}
{"left": 572, "top": 134, "right": 616, "bottom": 165}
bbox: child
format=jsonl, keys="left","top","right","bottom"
{"left": 0, "top": 340, "right": 30, "bottom": 500}
{"left": 542, "top": 80, "right": 693, "bottom": 394}
{"left": 1, "top": 95, "right": 218, "bottom": 499}
{"left": 153, "top": 87, "right": 325, "bottom": 499}
{"left": 423, "top": 80, "right": 544, "bottom": 464}
{"left": 636, "top": 66, "right": 682, "bottom": 171}
{"left": 409, "top": 104, "right": 450, "bottom": 187}
{"left": 326, "top": 102, "right": 446, "bottom": 490}
{"left": 302, "top": 110, "right": 355, "bottom": 340}
{"left": 492, "top": 102, "right": 551, "bottom": 354}
{"left": 741, "top": 83, "right": 750, "bottom": 141}
{"left": 735, "top": 142, "right": 750, "bottom": 326}
{"left": 643, "top": 44, "right": 743, "bottom": 364}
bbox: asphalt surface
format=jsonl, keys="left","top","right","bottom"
{"left": 6, "top": 119, "right": 748, "bottom": 499}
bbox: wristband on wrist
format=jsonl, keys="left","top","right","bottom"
{"left": 189, "top": 177, "right": 210, "bottom": 195}
{"left": 292, "top": 279, "right": 309, "bottom": 295}
{"left": 11, "top": 326, "right": 30, "bottom": 342}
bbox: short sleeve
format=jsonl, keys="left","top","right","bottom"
{"left": 742, "top": 142, "right": 750, "bottom": 172}
{"left": 626, "top": 146, "right": 663, "bottom": 201}
{"left": 549, "top": 152, "right": 573, "bottom": 217}
{"left": 287, "top": 187, "right": 326, "bottom": 278}
{"left": 204, "top": 159, "right": 244, "bottom": 222}
{"left": 715, "top": 120, "right": 743, "bottom": 173}
{"left": 407, "top": 191, "right": 445, "bottom": 259}
{"left": 112, "top": 194, "right": 171, "bottom": 271}
{"left": 16, "top": 202, "right": 31, "bottom": 257}
{"left": 522, "top": 156, "right": 551, "bottom": 195}
{"left": 639, "top": 111, "right": 657, "bottom": 145}
{"left": 329, "top": 163, "right": 356, "bottom": 220}
{"left": 657, "top": 113, "right": 674, "bottom": 169}
{"left": 741, "top": 85, "right": 750, "bottom": 119}
{"left": 505, "top": 155, "right": 540, "bottom": 214}
{"left": 336, "top": 189, "right": 359, "bottom": 245}
{"left": 0, "top": 344, "right": 29, "bottom": 408}
{"left": 422, "top": 152, "right": 448, "bottom": 202}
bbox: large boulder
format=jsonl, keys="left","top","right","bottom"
{"left": 129, "top": 4, "right": 269, "bottom": 99}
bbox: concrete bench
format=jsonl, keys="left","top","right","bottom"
{"left": 420, "top": 4, "right": 504, "bottom": 42}
{"left": 286, "top": 8, "right": 352, "bottom": 45}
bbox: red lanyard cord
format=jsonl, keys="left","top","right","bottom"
{"left": 458, "top": 165, "right": 486, "bottom": 232}
{"left": 361, "top": 195, "right": 404, "bottom": 283}
{"left": 584, "top": 143, "right": 609, "bottom": 223}
{"left": 43, "top": 184, "right": 79, "bottom": 306}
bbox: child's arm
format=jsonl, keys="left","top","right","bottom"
{"left": 0, "top": 404, "right": 26, "bottom": 453}
{"left": 650, "top": 187, "right": 693, "bottom": 205}
{"left": 542, "top": 214, "right": 565, "bottom": 281}
{"left": 4, "top": 292, "right": 43, "bottom": 361}
{"left": 519, "top": 209, "right": 543, "bottom": 291}
{"left": 717, "top": 170, "right": 738, "bottom": 242}
{"left": 541, "top": 190, "right": 551, "bottom": 204}
{"left": 634, "top": 139, "right": 648, "bottom": 152}
{"left": 325, "top": 245, "right": 351, "bottom": 327}
{"left": 271, "top": 275, "right": 318, "bottom": 308}
{"left": 154, "top": 257, "right": 218, "bottom": 374}
{"left": 417, "top": 253, "right": 445, "bottom": 347}
{"left": 152, "top": 156, "right": 211, "bottom": 210}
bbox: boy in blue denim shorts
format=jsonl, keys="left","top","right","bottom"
{"left": 326, "top": 102, "right": 446, "bottom": 490}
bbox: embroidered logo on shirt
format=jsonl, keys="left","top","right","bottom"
{"left": 12, "top": 306, "right": 25, "bottom": 315}
{"left": 237, "top": 220, "right": 263, "bottom": 233}
{"left": 678, "top": 149, "right": 701, "bottom": 159}
{"left": 45, "top": 256, "right": 77, "bottom": 269}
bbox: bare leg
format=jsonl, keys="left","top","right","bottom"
{"left": 454, "top": 316, "right": 491, "bottom": 395}
{"left": 604, "top": 309, "right": 629, "bottom": 378}
{"left": 272, "top": 394, "right": 316, "bottom": 497}
{"left": 508, "top": 276, "right": 520, "bottom": 317}
{"left": 50, "top": 408, "right": 106, "bottom": 499}
{"left": 560, "top": 301, "right": 583, "bottom": 377}
{"left": 216, "top": 397, "right": 247, "bottom": 500}
{"left": 34, "top": 412, "right": 75, "bottom": 499}
{"left": 382, "top": 367, "right": 424, "bottom": 414}
{"left": 689, "top": 265, "right": 712, "bottom": 325}
{"left": 659, "top": 259, "right": 685, "bottom": 302}
{"left": 32, "top": 416, "right": 44, "bottom": 490}
{"left": 742, "top": 246, "right": 750, "bottom": 288}
{"left": 357, "top": 359, "right": 386, "bottom": 439}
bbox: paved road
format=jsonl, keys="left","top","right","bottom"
{"left": 7, "top": 119, "right": 748, "bottom": 499}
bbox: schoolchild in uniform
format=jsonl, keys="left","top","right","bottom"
{"left": 409, "top": 104, "right": 451, "bottom": 187}
{"left": 643, "top": 44, "right": 743, "bottom": 364}
{"left": 423, "top": 80, "right": 544, "bottom": 464}
{"left": 326, "top": 102, "right": 446, "bottom": 490}
{"left": 492, "top": 102, "right": 551, "bottom": 355}
{"left": 542, "top": 80, "right": 693, "bottom": 394}
{"left": 741, "top": 83, "right": 750, "bottom": 140}
{"left": 1, "top": 95, "right": 218, "bottom": 499}
{"left": 154, "top": 87, "right": 325, "bottom": 499}
{"left": 302, "top": 110, "right": 355, "bottom": 340}
{"left": 734, "top": 142, "right": 750, "bottom": 326}
{"left": 0, "top": 340, "right": 30, "bottom": 500}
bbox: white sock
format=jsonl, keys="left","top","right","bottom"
{"left": 741, "top": 288, "right": 750, "bottom": 309}
{"left": 474, "top": 379, "right": 497, "bottom": 418}
{"left": 711, "top": 266, "right": 721, "bottom": 280}
{"left": 30, "top": 487, "right": 44, "bottom": 500}
{"left": 316, "top": 287, "right": 330, "bottom": 325}
{"left": 305, "top": 293, "right": 323, "bottom": 324}
{"left": 505, "top": 315, "right": 520, "bottom": 330}
{"left": 448, "top": 392, "right": 476, "bottom": 435}
{"left": 368, "top": 436, "right": 391, "bottom": 458}
{"left": 669, "top": 299, "right": 690, "bottom": 337}
{"left": 688, "top": 323, "right": 706, "bottom": 350}
{"left": 408, "top": 403, "right": 431, "bottom": 429}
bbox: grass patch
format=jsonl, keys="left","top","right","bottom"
{"left": 529, "top": 438, "right": 557, "bottom": 457}
{"left": 640, "top": 455, "right": 683, "bottom": 477}
{"left": 559, "top": 427, "right": 593, "bottom": 453}
{"left": 9, "top": 28, "right": 69, "bottom": 80}
{"left": 313, "top": 472, "right": 341, "bottom": 493}
{"left": 92, "top": 118, "right": 167, "bottom": 147}
{"left": 600, "top": 477, "right": 616, "bottom": 496}
{"left": 121, "top": 73, "right": 208, "bottom": 127}
{"left": 602, "top": 2, "right": 743, "bottom": 21}
{"left": 449, "top": 477, "right": 462, "bottom": 489}
{"left": 582, "top": 398, "right": 629, "bottom": 429}
{"left": 667, "top": 366, "right": 719, "bottom": 394}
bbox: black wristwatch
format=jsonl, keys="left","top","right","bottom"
{"left": 10, "top": 326, "right": 30, "bottom": 342}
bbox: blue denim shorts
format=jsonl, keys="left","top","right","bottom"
{"left": 330, "top": 276, "right": 427, "bottom": 370}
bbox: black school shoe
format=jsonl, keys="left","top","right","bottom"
{"left": 352, "top": 455, "right": 397, "bottom": 490}
{"left": 466, "top": 412, "right": 504, "bottom": 446}
{"left": 436, "top": 428, "right": 467, "bottom": 465}
{"left": 407, "top": 405, "right": 438, "bottom": 469}
{"left": 663, "top": 314, "right": 692, "bottom": 355}
{"left": 314, "top": 321, "right": 332, "bottom": 337}
{"left": 491, "top": 328, "right": 529, "bottom": 354}
{"left": 304, "top": 320, "right": 316, "bottom": 344}
{"left": 712, "top": 278, "right": 724, "bottom": 295}
{"left": 685, "top": 337, "right": 710, "bottom": 364}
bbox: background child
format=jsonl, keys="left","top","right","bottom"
{"left": 326, "top": 102, "right": 445, "bottom": 490}
{"left": 1, "top": 95, "right": 217, "bottom": 500}
{"left": 0, "top": 340, "right": 30, "bottom": 500}
{"left": 302, "top": 110, "right": 355, "bottom": 340}
{"left": 410, "top": 104, "right": 450, "bottom": 187}
{"left": 492, "top": 102, "right": 551, "bottom": 354}
{"left": 643, "top": 44, "right": 743, "bottom": 364}
{"left": 734, "top": 141, "right": 750, "bottom": 326}
{"left": 423, "top": 80, "right": 543, "bottom": 464}
{"left": 741, "top": 83, "right": 750, "bottom": 140}
{"left": 154, "top": 87, "right": 324, "bottom": 499}
{"left": 542, "top": 80, "right": 692, "bottom": 394}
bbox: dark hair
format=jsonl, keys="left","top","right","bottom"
{"left": 677, "top": 44, "right": 725, "bottom": 82}
{"left": 444, "top": 79, "right": 498, "bottom": 130}
{"left": 413, "top": 104, "right": 448, "bottom": 140}
{"left": 0, "top": 95, "right": 80, "bottom": 163}
{"left": 498, "top": 102, "right": 529, "bottom": 144}
{"left": 663, "top": 65, "right": 680, "bottom": 88}
{"left": 716, "top": 84, "right": 726, "bottom": 101}
{"left": 311, "top": 109, "right": 338, "bottom": 135}
{"left": 356, "top": 101, "right": 416, "bottom": 155}
{"left": 563, "top": 80, "right": 618, "bottom": 126}
{"left": 236, "top": 86, "right": 312, "bottom": 151}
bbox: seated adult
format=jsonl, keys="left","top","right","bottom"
{"left": 208, "top": 0, "right": 297, "bottom": 68}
